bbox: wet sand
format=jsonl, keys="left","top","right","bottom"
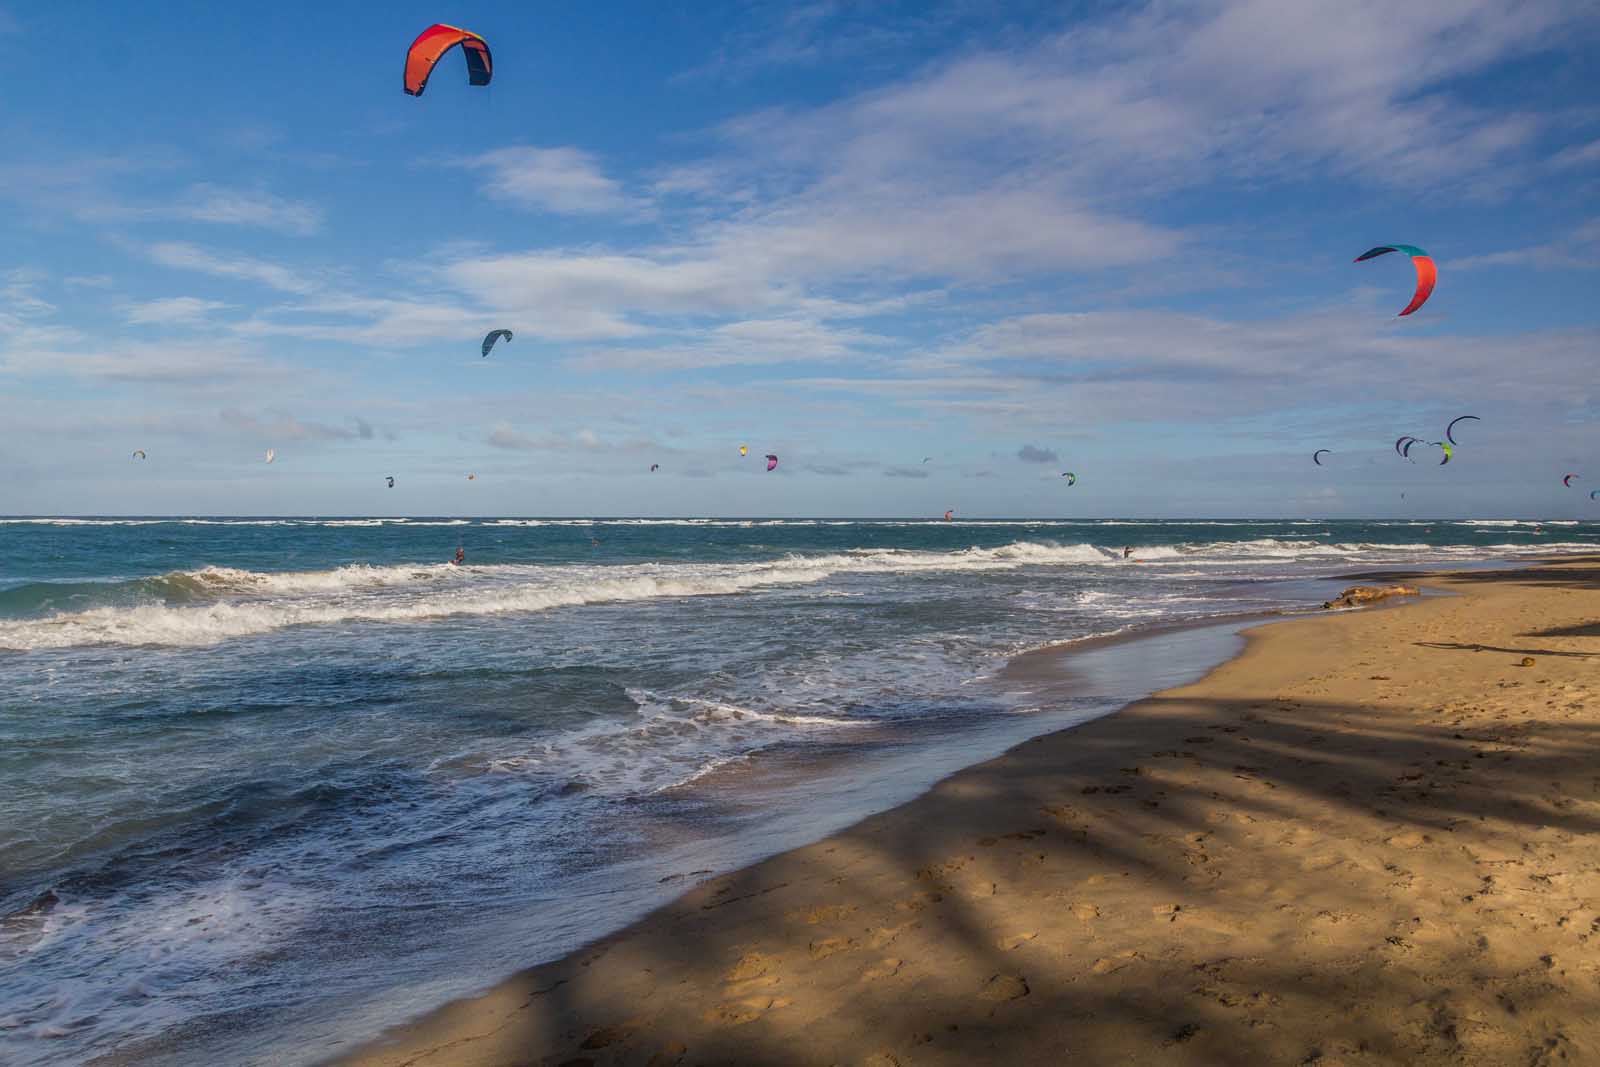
{"left": 337, "top": 560, "right": 1600, "bottom": 1067}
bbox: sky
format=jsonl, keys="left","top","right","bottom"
{"left": 1, "top": 0, "right": 1597, "bottom": 518}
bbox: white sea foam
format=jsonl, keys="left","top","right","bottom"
{"left": 3, "top": 537, "right": 1593, "bottom": 651}
{"left": 1455, "top": 519, "right": 1578, "bottom": 527}
{"left": 477, "top": 688, "right": 871, "bottom": 793}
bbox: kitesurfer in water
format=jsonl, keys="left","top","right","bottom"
{"left": 1122, "top": 546, "right": 1133, "bottom": 559}
{"left": 452, "top": 546, "right": 465, "bottom": 565}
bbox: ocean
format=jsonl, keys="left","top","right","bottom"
{"left": 2, "top": 517, "right": 1596, "bottom": 1066}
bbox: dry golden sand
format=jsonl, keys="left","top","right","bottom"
{"left": 338, "top": 561, "right": 1600, "bottom": 1067}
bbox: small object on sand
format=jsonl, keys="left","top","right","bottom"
{"left": 1519, "top": 656, "right": 1536, "bottom": 667}
{"left": 1322, "top": 585, "right": 1420, "bottom": 610}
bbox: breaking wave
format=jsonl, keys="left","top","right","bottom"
{"left": 3, "top": 538, "right": 1594, "bottom": 651}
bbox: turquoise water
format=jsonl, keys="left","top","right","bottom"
{"left": 1, "top": 517, "right": 1595, "bottom": 1065}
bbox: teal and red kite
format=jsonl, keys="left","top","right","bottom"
{"left": 1355, "top": 245, "right": 1436, "bottom": 316}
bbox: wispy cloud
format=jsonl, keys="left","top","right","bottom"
{"left": 146, "top": 242, "right": 318, "bottom": 294}
{"left": 1550, "top": 138, "right": 1600, "bottom": 169}
{"left": 681, "top": 0, "right": 986, "bottom": 83}
{"left": 0, "top": 270, "right": 56, "bottom": 318}
{"left": 486, "top": 423, "right": 609, "bottom": 452}
{"left": 462, "top": 146, "right": 648, "bottom": 216}
{"left": 575, "top": 317, "right": 886, "bottom": 371}
{"left": 1453, "top": 217, "right": 1600, "bottom": 270}
{"left": 126, "top": 297, "right": 230, "bottom": 326}
{"left": 4, "top": 338, "right": 282, "bottom": 385}
{"left": 182, "top": 184, "right": 322, "bottom": 235}
{"left": 710, "top": 0, "right": 1590, "bottom": 205}
{"left": 219, "top": 408, "right": 384, "bottom": 442}
{"left": 0, "top": 152, "right": 323, "bottom": 234}
{"left": 792, "top": 307, "right": 1600, "bottom": 427}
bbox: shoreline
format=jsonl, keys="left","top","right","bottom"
{"left": 336, "top": 557, "right": 1600, "bottom": 1066}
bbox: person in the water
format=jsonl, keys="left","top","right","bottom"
{"left": 452, "top": 546, "right": 465, "bottom": 565}
{"left": 1122, "top": 545, "right": 1133, "bottom": 559}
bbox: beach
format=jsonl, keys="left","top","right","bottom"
{"left": 7, "top": 524, "right": 1598, "bottom": 1066}
{"left": 340, "top": 558, "right": 1600, "bottom": 1067}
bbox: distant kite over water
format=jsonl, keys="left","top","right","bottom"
{"left": 944, "top": 509, "right": 953, "bottom": 521}
{"left": 404, "top": 24, "right": 492, "bottom": 97}
{"left": 650, "top": 464, "right": 660, "bottom": 472}
{"left": 1565, "top": 473, "right": 1579, "bottom": 487}
{"left": 1445, "top": 415, "right": 1479, "bottom": 445}
{"left": 481, "top": 329, "right": 512, "bottom": 357}
{"left": 265, "top": 449, "right": 276, "bottom": 464}
{"left": 131, "top": 450, "right": 146, "bottom": 461}
{"left": 739, "top": 445, "right": 748, "bottom": 457}
{"left": 1061, "top": 471, "right": 1077, "bottom": 485}
{"left": 1355, "top": 245, "right": 1436, "bottom": 316}
{"left": 1312, "top": 450, "right": 1331, "bottom": 466}
{"left": 386, "top": 476, "right": 395, "bottom": 488}
{"left": 765, "top": 454, "right": 779, "bottom": 472}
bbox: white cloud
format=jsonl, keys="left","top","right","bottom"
{"left": 575, "top": 317, "right": 887, "bottom": 370}
{"left": 1550, "top": 138, "right": 1600, "bottom": 169}
{"left": 219, "top": 408, "right": 380, "bottom": 442}
{"left": 126, "top": 297, "right": 230, "bottom": 325}
{"left": 182, "top": 184, "right": 322, "bottom": 235}
{"left": 0, "top": 271, "right": 56, "bottom": 318}
{"left": 2, "top": 337, "right": 282, "bottom": 385}
{"left": 787, "top": 306, "right": 1600, "bottom": 428}
{"left": 442, "top": 250, "right": 778, "bottom": 314}
{"left": 1453, "top": 217, "right": 1600, "bottom": 270}
{"left": 712, "top": 0, "right": 1589, "bottom": 204}
{"left": 487, "top": 423, "right": 613, "bottom": 452}
{"left": 464, "top": 147, "right": 647, "bottom": 216}
{"left": 146, "top": 242, "right": 317, "bottom": 294}
{"left": 0, "top": 154, "right": 324, "bottom": 235}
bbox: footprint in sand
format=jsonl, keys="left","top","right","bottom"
{"left": 861, "top": 957, "right": 903, "bottom": 981}
{"left": 1070, "top": 902, "right": 1100, "bottom": 921}
{"left": 1386, "top": 831, "right": 1429, "bottom": 849}
{"left": 1090, "top": 952, "right": 1139, "bottom": 974}
{"left": 724, "top": 952, "right": 776, "bottom": 982}
{"left": 895, "top": 891, "right": 943, "bottom": 912}
{"left": 868, "top": 922, "right": 914, "bottom": 950}
{"left": 702, "top": 995, "right": 793, "bottom": 1026}
{"left": 789, "top": 903, "right": 857, "bottom": 925}
{"left": 808, "top": 936, "right": 859, "bottom": 960}
{"left": 914, "top": 856, "right": 971, "bottom": 890}
{"left": 979, "top": 973, "right": 1029, "bottom": 1001}
{"left": 998, "top": 931, "right": 1038, "bottom": 951}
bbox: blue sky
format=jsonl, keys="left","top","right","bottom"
{"left": 1, "top": 0, "right": 1597, "bottom": 518}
